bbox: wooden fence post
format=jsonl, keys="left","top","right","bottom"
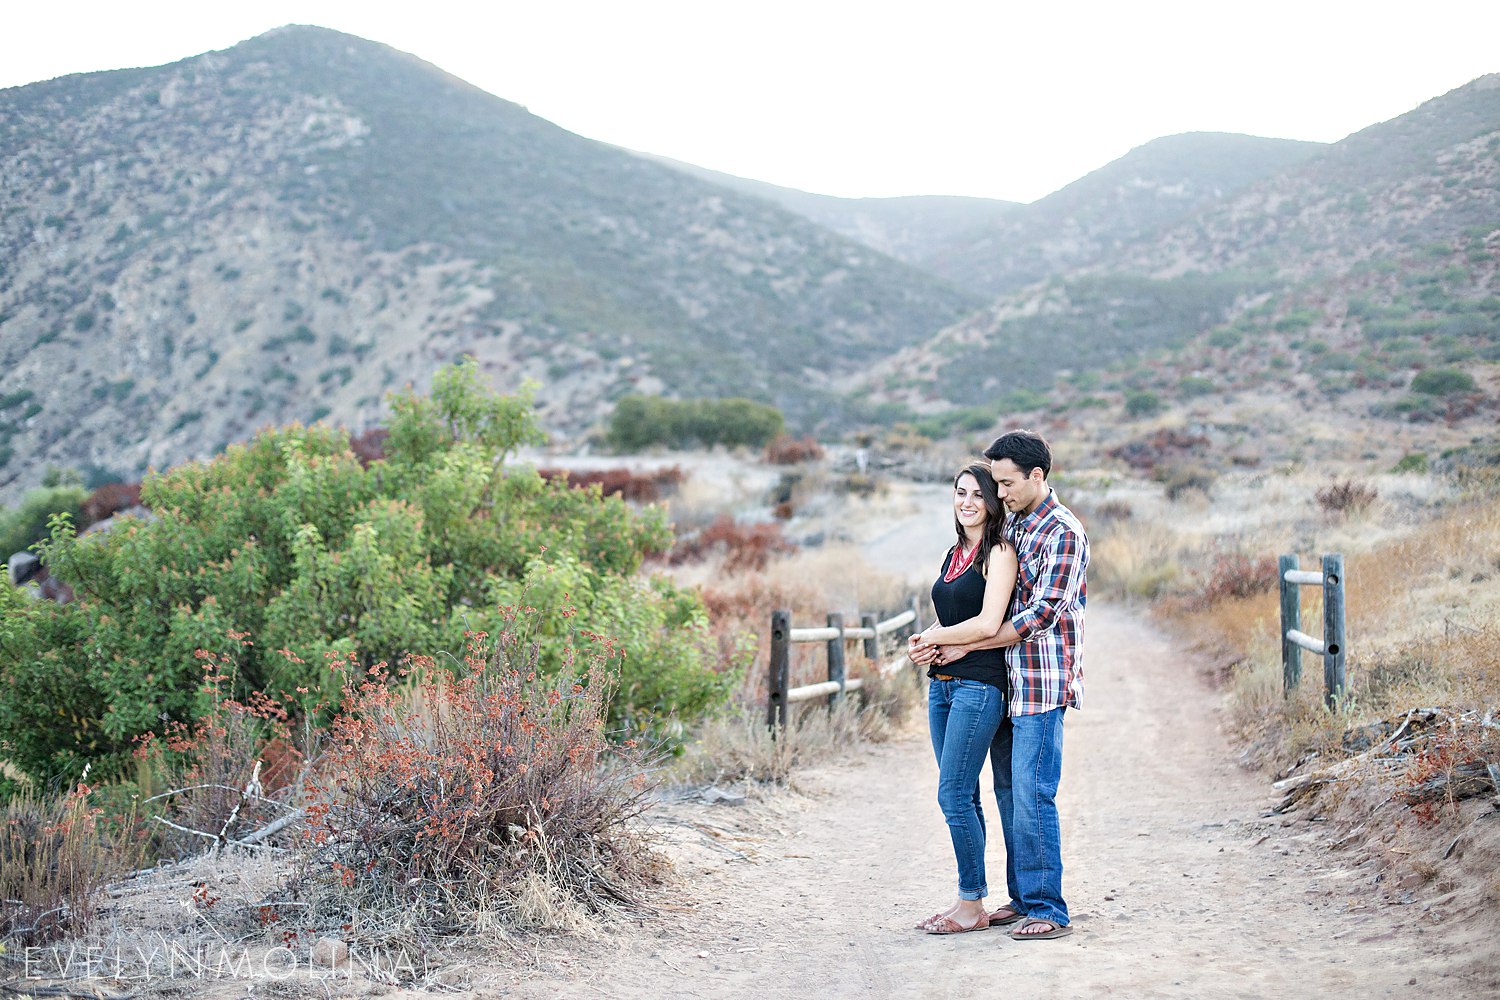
{"left": 1279, "top": 554, "right": 1301, "bottom": 695}
{"left": 861, "top": 612, "right": 879, "bottom": 666}
{"left": 826, "top": 612, "right": 846, "bottom": 711}
{"left": 768, "top": 609, "right": 790, "bottom": 730}
{"left": 1322, "top": 553, "right": 1346, "bottom": 709}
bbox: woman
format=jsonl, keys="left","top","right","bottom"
{"left": 908, "top": 464, "right": 1016, "bottom": 934}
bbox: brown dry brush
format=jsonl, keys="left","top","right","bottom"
{"left": 536, "top": 465, "right": 685, "bottom": 503}
{"left": 132, "top": 642, "right": 308, "bottom": 855}
{"left": 1195, "top": 551, "right": 1279, "bottom": 609}
{"left": 0, "top": 777, "right": 120, "bottom": 946}
{"left": 669, "top": 514, "right": 797, "bottom": 574}
{"left": 1272, "top": 707, "right": 1500, "bottom": 820}
{"left": 1315, "top": 478, "right": 1378, "bottom": 515}
{"left": 763, "top": 434, "right": 825, "bottom": 465}
{"left": 281, "top": 618, "right": 660, "bottom": 938}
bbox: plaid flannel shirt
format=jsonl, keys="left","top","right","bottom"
{"left": 1004, "top": 488, "right": 1088, "bottom": 716}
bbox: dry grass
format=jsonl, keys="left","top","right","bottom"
{"left": 670, "top": 664, "right": 926, "bottom": 787}
{"left": 1121, "top": 469, "right": 1500, "bottom": 769}
{"left": 1, "top": 778, "right": 139, "bottom": 946}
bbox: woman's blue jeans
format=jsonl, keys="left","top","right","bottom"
{"left": 990, "top": 706, "right": 1068, "bottom": 925}
{"left": 928, "top": 677, "right": 1006, "bottom": 901}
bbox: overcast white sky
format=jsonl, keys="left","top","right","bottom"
{"left": 5, "top": 1, "right": 1500, "bottom": 203}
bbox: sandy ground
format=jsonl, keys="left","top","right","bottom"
{"left": 486, "top": 602, "right": 1481, "bottom": 1000}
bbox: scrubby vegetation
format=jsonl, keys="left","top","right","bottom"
{"left": 0, "top": 360, "right": 729, "bottom": 791}
{"left": 605, "top": 394, "right": 785, "bottom": 451}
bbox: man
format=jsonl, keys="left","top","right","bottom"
{"left": 927, "top": 429, "right": 1087, "bottom": 940}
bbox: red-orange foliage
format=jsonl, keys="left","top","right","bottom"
{"left": 1194, "top": 552, "right": 1278, "bottom": 608}
{"left": 1107, "top": 429, "right": 1210, "bottom": 474}
{"left": 348, "top": 427, "right": 390, "bottom": 467}
{"left": 670, "top": 515, "right": 797, "bottom": 574}
{"left": 132, "top": 642, "right": 305, "bottom": 854}
{"left": 536, "top": 465, "right": 685, "bottom": 502}
{"left": 763, "top": 434, "right": 825, "bottom": 465}
{"left": 0, "top": 780, "right": 111, "bottom": 946}
{"left": 80, "top": 481, "right": 142, "bottom": 527}
{"left": 291, "top": 615, "right": 656, "bottom": 925}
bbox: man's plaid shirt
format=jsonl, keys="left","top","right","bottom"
{"left": 1004, "top": 488, "right": 1088, "bottom": 716}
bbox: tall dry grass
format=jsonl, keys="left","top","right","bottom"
{"left": 671, "top": 665, "right": 926, "bottom": 786}
{"left": 1124, "top": 469, "right": 1500, "bottom": 767}
{"left": 1, "top": 777, "right": 140, "bottom": 946}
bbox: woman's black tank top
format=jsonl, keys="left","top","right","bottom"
{"left": 928, "top": 547, "right": 1008, "bottom": 687}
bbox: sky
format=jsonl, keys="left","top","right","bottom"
{"left": 5, "top": 1, "right": 1500, "bottom": 204}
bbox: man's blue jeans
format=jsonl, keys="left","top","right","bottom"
{"left": 928, "top": 677, "right": 1006, "bottom": 901}
{"left": 991, "top": 706, "right": 1068, "bottom": 925}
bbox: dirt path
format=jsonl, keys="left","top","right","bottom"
{"left": 498, "top": 603, "right": 1479, "bottom": 999}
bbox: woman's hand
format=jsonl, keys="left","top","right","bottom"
{"left": 908, "top": 632, "right": 939, "bottom": 666}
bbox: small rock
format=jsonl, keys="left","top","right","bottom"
{"left": 702, "top": 786, "right": 746, "bottom": 806}
{"left": 7, "top": 551, "right": 40, "bottom": 586}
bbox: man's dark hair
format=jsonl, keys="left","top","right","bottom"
{"left": 983, "top": 429, "right": 1052, "bottom": 478}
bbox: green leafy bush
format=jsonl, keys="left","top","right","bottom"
{"left": 1, "top": 360, "right": 726, "bottom": 788}
{"left": 1409, "top": 367, "right": 1476, "bottom": 396}
{"left": 1178, "top": 375, "right": 1216, "bottom": 397}
{"left": 605, "top": 395, "right": 784, "bottom": 451}
{"left": 0, "top": 486, "right": 88, "bottom": 560}
{"left": 1125, "top": 391, "right": 1163, "bottom": 418}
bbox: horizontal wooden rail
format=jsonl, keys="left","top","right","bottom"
{"left": 767, "top": 603, "right": 920, "bottom": 728}
{"left": 1283, "top": 569, "right": 1325, "bottom": 586}
{"left": 788, "top": 609, "right": 916, "bottom": 644}
{"left": 1286, "top": 629, "right": 1326, "bottom": 655}
{"left": 788, "top": 679, "right": 861, "bottom": 703}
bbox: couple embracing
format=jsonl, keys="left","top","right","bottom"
{"left": 907, "top": 429, "right": 1087, "bottom": 941}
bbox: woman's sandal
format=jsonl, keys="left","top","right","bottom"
{"left": 923, "top": 910, "right": 990, "bottom": 935}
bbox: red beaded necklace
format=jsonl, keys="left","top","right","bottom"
{"left": 943, "top": 539, "right": 980, "bottom": 583}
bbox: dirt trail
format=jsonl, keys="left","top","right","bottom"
{"left": 501, "top": 603, "right": 1478, "bottom": 999}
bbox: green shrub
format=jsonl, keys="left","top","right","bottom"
{"left": 1274, "top": 309, "right": 1319, "bottom": 333}
{"left": 1207, "top": 328, "right": 1242, "bottom": 349}
{"left": 1, "top": 360, "right": 726, "bottom": 788}
{"left": 1178, "top": 375, "right": 1215, "bottom": 397}
{"left": 0, "top": 486, "right": 88, "bottom": 559}
{"left": 606, "top": 395, "right": 784, "bottom": 451}
{"left": 1125, "top": 391, "right": 1163, "bottom": 418}
{"left": 1391, "top": 453, "right": 1429, "bottom": 474}
{"left": 1409, "top": 367, "right": 1476, "bottom": 396}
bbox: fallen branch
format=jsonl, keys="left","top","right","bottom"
{"left": 1399, "top": 759, "right": 1496, "bottom": 805}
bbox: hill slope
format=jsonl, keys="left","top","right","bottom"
{"left": 0, "top": 25, "right": 977, "bottom": 497}
{"left": 851, "top": 78, "right": 1500, "bottom": 466}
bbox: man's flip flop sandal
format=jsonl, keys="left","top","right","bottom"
{"left": 1009, "top": 917, "right": 1073, "bottom": 939}
{"left": 987, "top": 905, "right": 1024, "bottom": 926}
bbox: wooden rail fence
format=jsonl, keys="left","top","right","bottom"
{"left": 1278, "top": 553, "right": 1347, "bottom": 708}
{"left": 766, "top": 600, "right": 920, "bottom": 729}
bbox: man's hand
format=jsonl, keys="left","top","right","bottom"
{"left": 933, "top": 645, "right": 968, "bottom": 667}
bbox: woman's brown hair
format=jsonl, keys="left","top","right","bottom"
{"left": 952, "top": 463, "right": 1006, "bottom": 577}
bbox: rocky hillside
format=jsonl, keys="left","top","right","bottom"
{"left": 0, "top": 26, "right": 977, "bottom": 498}
{"left": 631, "top": 151, "right": 1020, "bottom": 284}
{"left": 928, "top": 132, "right": 1324, "bottom": 297}
{"left": 650, "top": 133, "right": 1323, "bottom": 299}
{"left": 853, "top": 76, "right": 1500, "bottom": 468}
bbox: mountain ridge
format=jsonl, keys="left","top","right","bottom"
{"left": 0, "top": 25, "right": 977, "bottom": 498}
